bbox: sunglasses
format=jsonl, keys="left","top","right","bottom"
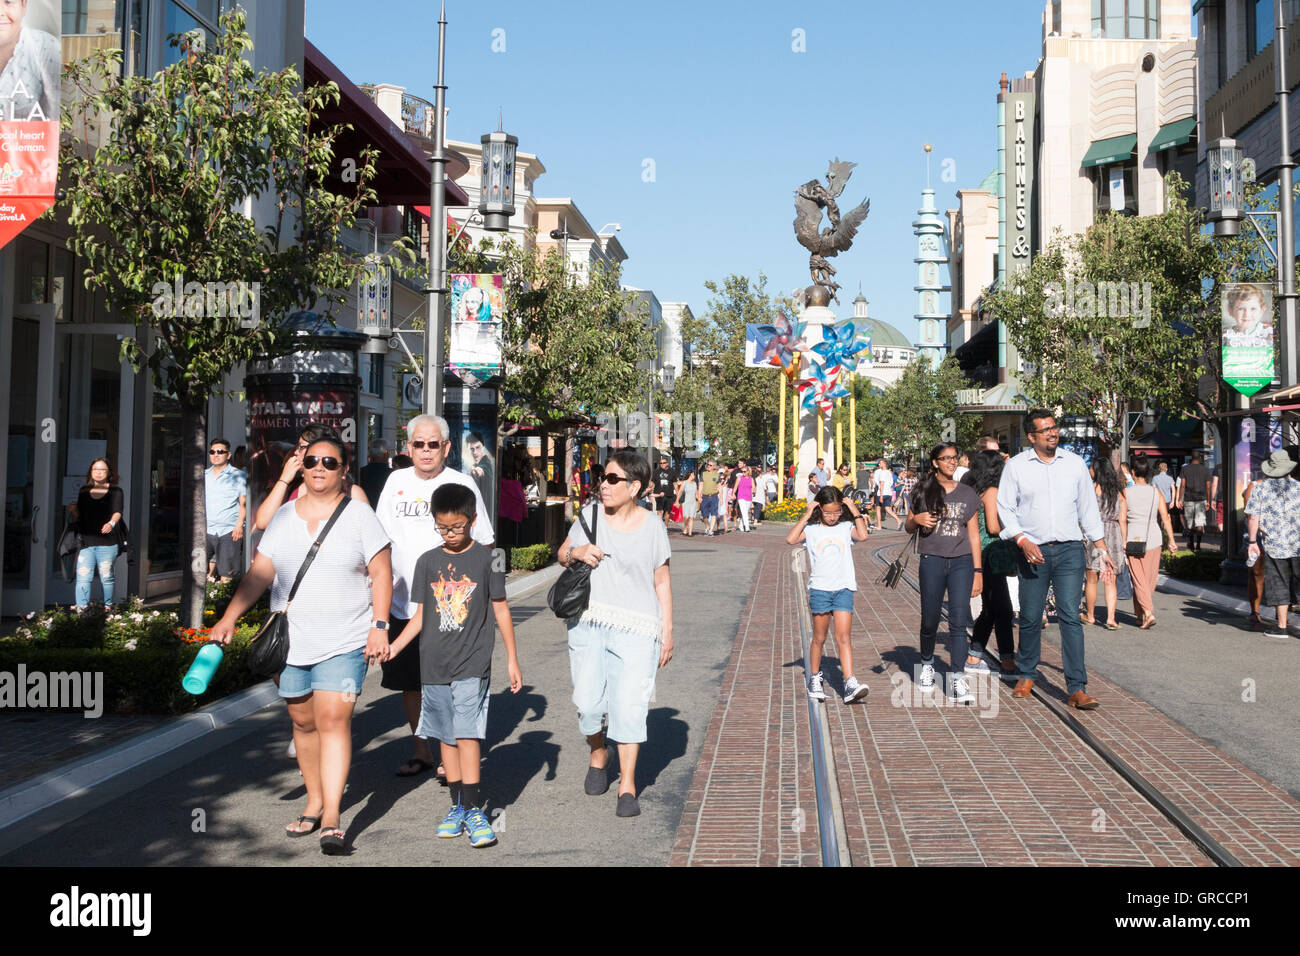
{"left": 208, "top": 449, "right": 228, "bottom": 455}
{"left": 302, "top": 455, "right": 342, "bottom": 471}
{"left": 601, "top": 473, "right": 630, "bottom": 485}
{"left": 409, "top": 439, "right": 446, "bottom": 450}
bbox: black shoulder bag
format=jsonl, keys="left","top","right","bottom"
{"left": 247, "top": 496, "right": 351, "bottom": 678}
{"left": 548, "top": 503, "right": 599, "bottom": 620}
{"left": 881, "top": 531, "right": 920, "bottom": 589}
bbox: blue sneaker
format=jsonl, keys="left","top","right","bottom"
{"left": 464, "top": 807, "right": 497, "bottom": 848}
{"left": 436, "top": 805, "right": 466, "bottom": 838}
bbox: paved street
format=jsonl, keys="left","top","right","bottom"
{"left": 0, "top": 532, "right": 758, "bottom": 866}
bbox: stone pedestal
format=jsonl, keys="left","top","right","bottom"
{"left": 794, "top": 304, "right": 837, "bottom": 501}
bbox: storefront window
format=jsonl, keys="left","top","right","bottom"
{"left": 1094, "top": 161, "right": 1138, "bottom": 217}
{"left": 148, "top": 391, "right": 183, "bottom": 575}
{"left": 15, "top": 236, "right": 49, "bottom": 305}
{"left": 4, "top": 320, "right": 41, "bottom": 587}
{"left": 62, "top": 1, "right": 144, "bottom": 76}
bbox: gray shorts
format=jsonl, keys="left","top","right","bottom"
{"left": 416, "top": 677, "right": 490, "bottom": 745}
{"left": 1184, "top": 500, "right": 1208, "bottom": 529}
{"left": 205, "top": 531, "right": 242, "bottom": 577}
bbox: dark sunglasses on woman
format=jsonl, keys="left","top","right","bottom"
{"left": 601, "top": 473, "right": 629, "bottom": 485}
{"left": 302, "top": 455, "right": 342, "bottom": 471}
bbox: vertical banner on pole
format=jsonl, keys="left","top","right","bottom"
{"left": 777, "top": 380, "right": 786, "bottom": 501}
{"left": 0, "top": 0, "right": 60, "bottom": 249}
{"left": 444, "top": 386, "right": 499, "bottom": 527}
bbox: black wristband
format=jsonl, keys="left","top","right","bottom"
{"left": 973, "top": 568, "right": 983, "bottom": 574}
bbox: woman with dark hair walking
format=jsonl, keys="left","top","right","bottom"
{"left": 69, "top": 458, "right": 125, "bottom": 608}
{"left": 212, "top": 435, "right": 392, "bottom": 853}
{"left": 906, "top": 443, "right": 983, "bottom": 703}
{"left": 1125, "top": 454, "right": 1176, "bottom": 629}
{"left": 559, "top": 449, "right": 673, "bottom": 817}
{"left": 1083, "top": 457, "right": 1127, "bottom": 629}
{"left": 254, "top": 423, "right": 369, "bottom": 532}
{"left": 962, "top": 450, "right": 1017, "bottom": 677}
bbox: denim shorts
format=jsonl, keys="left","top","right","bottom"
{"left": 809, "top": 588, "right": 855, "bottom": 614}
{"left": 416, "top": 677, "right": 490, "bottom": 745}
{"left": 568, "top": 620, "right": 660, "bottom": 744}
{"left": 700, "top": 494, "right": 719, "bottom": 518}
{"left": 278, "top": 647, "right": 368, "bottom": 699}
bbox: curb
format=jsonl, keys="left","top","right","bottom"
{"left": 0, "top": 563, "right": 566, "bottom": 850}
{"left": 1155, "top": 573, "right": 1251, "bottom": 617}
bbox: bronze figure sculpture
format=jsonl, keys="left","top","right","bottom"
{"left": 793, "top": 158, "right": 870, "bottom": 305}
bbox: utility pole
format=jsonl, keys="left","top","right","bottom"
{"left": 424, "top": 2, "right": 449, "bottom": 417}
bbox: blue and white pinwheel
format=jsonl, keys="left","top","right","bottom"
{"left": 811, "top": 321, "right": 869, "bottom": 377}
{"left": 754, "top": 310, "right": 808, "bottom": 371}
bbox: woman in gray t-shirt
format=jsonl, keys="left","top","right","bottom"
{"left": 559, "top": 450, "right": 673, "bottom": 818}
{"left": 906, "top": 443, "right": 983, "bottom": 703}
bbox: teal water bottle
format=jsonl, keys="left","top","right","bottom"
{"left": 182, "top": 643, "right": 224, "bottom": 695}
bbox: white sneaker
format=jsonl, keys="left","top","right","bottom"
{"left": 807, "top": 672, "right": 827, "bottom": 701}
{"left": 843, "top": 676, "right": 869, "bottom": 703}
{"left": 964, "top": 657, "right": 991, "bottom": 676}
{"left": 949, "top": 675, "right": 975, "bottom": 704}
{"left": 917, "top": 661, "right": 936, "bottom": 691}
{"left": 287, "top": 739, "right": 296, "bottom": 758}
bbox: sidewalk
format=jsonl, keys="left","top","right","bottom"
{"left": 671, "top": 526, "right": 1300, "bottom": 866}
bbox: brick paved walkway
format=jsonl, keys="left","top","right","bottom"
{"left": 672, "top": 526, "right": 1300, "bottom": 866}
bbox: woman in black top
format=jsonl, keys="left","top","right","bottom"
{"left": 69, "top": 458, "right": 125, "bottom": 608}
{"left": 905, "top": 443, "right": 983, "bottom": 703}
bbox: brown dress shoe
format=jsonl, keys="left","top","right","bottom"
{"left": 1012, "top": 678, "right": 1035, "bottom": 698}
{"left": 1068, "top": 690, "right": 1099, "bottom": 710}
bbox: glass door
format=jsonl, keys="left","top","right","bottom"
{"left": 3, "top": 305, "right": 57, "bottom": 614}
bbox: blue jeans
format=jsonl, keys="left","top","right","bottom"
{"left": 75, "top": 544, "right": 119, "bottom": 607}
{"left": 971, "top": 554, "right": 1015, "bottom": 658}
{"left": 918, "top": 552, "right": 973, "bottom": 671}
{"left": 1016, "top": 540, "right": 1088, "bottom": 694}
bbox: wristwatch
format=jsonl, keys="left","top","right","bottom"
{"left": 371, "top": 620, "right": 389, "bottom": 631}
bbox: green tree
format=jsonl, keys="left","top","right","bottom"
{"left": 851, "top": 359, "right": 982, "bottom": 462}
{"left": 60, "top": 12, "right": 410, "bottom": 625}
{"left": 665, "top": 273, "right": 781, "bottom": 462}
{"left": 980, "top": 173, "right": 1227, "bottom": 445}
{"left": 445, "top": 235, "right": 653, "bottom": 428}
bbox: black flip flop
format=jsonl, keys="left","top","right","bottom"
{"left": 286, "top": 815, "right": 321, "bottom": 837}
{"left": 320, "top": 827, "right": 346, "bottom": 855}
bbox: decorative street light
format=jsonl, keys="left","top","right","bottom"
{"left": 479, "top": 126, "right": 518, "bottom": 231}
{"left": 1206, "top": 137, "right": 1245, "bottom": 237}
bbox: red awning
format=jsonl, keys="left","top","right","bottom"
{"left": 304, "top": 40, "right": 468, "bottom": 207}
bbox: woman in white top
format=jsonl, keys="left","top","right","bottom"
{"left": 1124, "top": 454, "right": 1175, "bottom": 629}
{"left": 559, "top": 450, "right": 673, "bottom": 818}
{"left": 212, "top": 437, "right": 392, "bottom": 854}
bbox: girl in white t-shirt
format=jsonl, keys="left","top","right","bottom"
{"left": 786, "top": 487, "right": 871, "bottom": 704}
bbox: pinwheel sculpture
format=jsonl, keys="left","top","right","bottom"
{"left": 753, "top": 310, "right": 808, "bottom": 371}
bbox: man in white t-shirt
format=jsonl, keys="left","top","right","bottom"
{"left": 872, "top": 458, "right": 903, "bottom": 531}
{"left": 376, "top": 413, "right": 494, "bottom": 778}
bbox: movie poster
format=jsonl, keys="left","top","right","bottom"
{"left": 0, "top": 0, "right": 59, "bottom": 249}
{"left": 444, "top": 386, "right": 499, "bottom": 529}
{"left": 449, "top": 273, "right": 504, "bottom": 386}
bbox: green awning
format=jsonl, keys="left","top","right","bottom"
{"left": 1081, "top": 134, "right": 1137, "bottom": 168}
{"left": 1192, "top": 0, "right": 1209, "bottom": 14}
{"left": 1149, "top": 117, "right": 1197, "bottom": 153}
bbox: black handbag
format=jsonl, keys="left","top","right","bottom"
{"left": 246, "top": 497, "right": 351, "bottom": 678}
{"left": 1125, "top": 488, "right": 1156, "bottom": 558}
{"left": 881, "top": 531, "right": 920, "bottom": 589}
{"left": 548, "top": 503, "right": 599, "bottom": 619}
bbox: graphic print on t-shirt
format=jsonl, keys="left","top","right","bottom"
{"left": 811, "top": 531, "right": 847, "bottom": 563}
{"left": 938, "top": 500, "right": 967, "bottom": 538}
{"left": 431, "top": 566, "right": 478, "bottom": 632}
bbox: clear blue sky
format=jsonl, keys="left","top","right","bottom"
{"left": 305, "top": 0, "right": 1056, "bottom": 340}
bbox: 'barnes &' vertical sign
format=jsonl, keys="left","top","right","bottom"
{"left": 1004, "top": 83, "right": 1036, "bottom": 276}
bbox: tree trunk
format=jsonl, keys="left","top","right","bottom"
{"left": 180, "top": 399, "right": 209, "bottom": 629}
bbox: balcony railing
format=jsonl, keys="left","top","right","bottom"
{"left": 357, "top": 85, "right": 437, "bottom": 145}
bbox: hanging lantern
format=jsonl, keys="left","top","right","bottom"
{"left": 1206, "top": 137, "right": 1244, "bottom": 237}
{"left": 479, "top": 128, "right": 518, "bottom": 232}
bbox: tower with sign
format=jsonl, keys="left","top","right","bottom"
{"left": 913, "top": 147, "right": 950, "bottom": 365}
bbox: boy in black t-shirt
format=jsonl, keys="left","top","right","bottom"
{"left": 385, "top": 484, "right": 522, "bottom": 848}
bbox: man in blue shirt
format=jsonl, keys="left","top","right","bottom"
{"left": 998, "top": 409, "right": 1115, "bottom": 710}
{"left": 204, "top": 438, "right": 247, "bottom": 583}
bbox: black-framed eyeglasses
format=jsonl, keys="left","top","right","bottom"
{"left": 935, "top": 455, "right": 958, "bottom": 462}
{"left": 601, "top": 473, "right": 629, "bottom": 485}
{"left": 409, "top": 439, "right": 447, "bottom": 450}
{"left": 302, "top": 455, "right": 342, "bottom": 471}
{"left": 1031, "top": 425, "right": 1060, "bottom": 435}
{"left": 435, "top": 522, "right": 470, "bottom": 536}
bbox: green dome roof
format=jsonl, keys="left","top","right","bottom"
{"left": 977, "top": 169, "right": 999, "bottom": 192}
{"left": 858, "top": 317, "right": 914, "bottom": 351}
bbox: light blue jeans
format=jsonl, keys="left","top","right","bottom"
{"left": 567, "top": 619, "right": 660, "bottom": 744}
{"left": 75, "top": 544, "right": 119, "bottom": 607}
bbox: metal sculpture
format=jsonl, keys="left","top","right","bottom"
{"left": 793, "top": 158, "right": 870, "bottom": 305}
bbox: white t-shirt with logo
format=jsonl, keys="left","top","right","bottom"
{"left": 803, "top": 521, "right": 857, "bottom": 592}
{"left": 375, "top": 466, "right": 495, "bottom": 618}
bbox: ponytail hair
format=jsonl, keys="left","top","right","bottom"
{"left": 916, "top": 443, "right": 957, "bottom": 522}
